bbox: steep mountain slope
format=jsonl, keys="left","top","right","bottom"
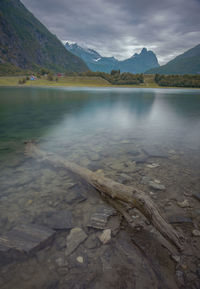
{"left": 146, "top": 44, "right": 200, "bottom": 74}
{"left": 65, "top": 42, "right": 118, "bottom": 73}
{"left": 0, "top": 0, "right": 88, "bottom": 72}
{"left": 118, "top": 48, "right": 159, "bottom": 73}
{"left": 65, "top": 42, "right": 159, "bottom": 73}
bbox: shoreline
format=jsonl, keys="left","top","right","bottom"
{"left": 0, "top": 76, "right": 200, "bottom": 90}
{"left": 0, "top": 84, "right": 200, "bottom": 90}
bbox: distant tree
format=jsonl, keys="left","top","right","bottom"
{"left": 40, "top": 68, "right": 50, "bottom": 75}
{"left": 111, "top": 70, "right": 120, "bottom": 76}
{"left": 47, "top": 73, "right": 53, "bottom": 81}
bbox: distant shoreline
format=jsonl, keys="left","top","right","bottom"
{"left": 0, "top": 76, "right": 200, "bottom": 90}
{"left": 0, "top": 85, "right": 200, "bottom": 91}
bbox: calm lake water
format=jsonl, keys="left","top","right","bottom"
{"left": 0, "top": 87, "right": 200, "bottom": 289}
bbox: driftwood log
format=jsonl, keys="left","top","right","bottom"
{"left": 25, "top": 142, "right": 184, "bottom": 252}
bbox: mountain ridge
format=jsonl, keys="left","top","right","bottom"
{"left": 65, "top": 42, "right": 159, "bottom": 73}
{"left": 146, "top": 44, "right": 200, "bottom": 74}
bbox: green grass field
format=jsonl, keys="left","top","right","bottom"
{"left": 1, "top": 75, "right": 198, "bottom": 89}
{"left": 0, "top": 75, "right": 161, "bottom": 88}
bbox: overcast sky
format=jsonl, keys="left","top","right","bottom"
{"left": 21, "top": 0, "right": 200, "bottom": 64}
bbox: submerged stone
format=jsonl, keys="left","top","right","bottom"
{"left": 132, "top": 155, "right": 148, "bottom": 163}
{"left": 0, "top": 224, "right": 55, "bottom": 264}
{"left": 177, "top": 200, "right": 190, "bottom": 208}
{"left": 149, "top": 181, "right": 166, "bottom": 191}
{"left": 146, "top": 163, "right": 160, "bottom": 169}
{"left": 192, "top": 229, "right": 200, "bottom": 237}
{"left": 89, "top": 205, "right": 116, "bottom": 229}
{"left": 76, "top": 256, "right": 84, "bottom": 263}
{"left": 143, "top": 146, "right": 168, "bottom": 158}
{"left": 40, "top": 210, "right": 73, "bottom": 230}
{"left": 65, "top": 228, "right": 87, "bottom": 256}
{"left": 98, "top": 229, "right": 111, "bottom": 244}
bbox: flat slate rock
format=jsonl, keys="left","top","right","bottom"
{"left": 143, "top": 146, "right": 168, "bottom": 158}
{"left": 0, "top": 223, "right": 55, "bottom": 254}
{"left": 65, "top": 227, "right": 87, "bottom": 256}
{"left": 89, "top": 205, "right": 116, "bottom": 229}
{"left": 41, "top": 210, "right": 73, "bottom": 230}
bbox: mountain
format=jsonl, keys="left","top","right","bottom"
{"left": 65, "top": 42, "right": 159, "bottom": 73}
{"left": 118, "top": 48, "right": 159, "bottom": 73}
{"left": 65, "top": 42, "right": 118, "bottom": 73}
{"left": 0, "top": 0, "right": 88, "bottom": 73}
{"left": 146, "top": 44, "right": 200, "bottom": 74}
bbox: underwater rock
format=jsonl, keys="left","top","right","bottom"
{"left": 149, "top": 181, "right": 166, "bottom": 191}
{"left": 143, "top": 146, "right": 168, "bottom": 158}
{"left": 89, "top": 205, "right": 116, "bottom": 229}
{"left": 84, "top": 234, "right": 99, "bottom": 249}
{"left": 192, "top": 229, "right": 200, "bottom": 237}
{"left": 132, "top": 155, "right": 148, "bottom": 163}
{"left": 76, "top": 256, "right": 84, "bottom": 263}
{"left": 177, "top": 200, "right": 190, "bottom": 208}
{"left": 65, "top": 228, "right": 87, "bottom": 256}
{"left": 146, "top": 163, "right": 160, "bottom": 169}
{"left": 0, "top": 224, "right": 55, "bottom": 264}
{"left": 40, "top": 210, "right": 73, "bottom": 230}
{"left": 98, "top": 229, "right": 111, "bottom": 244}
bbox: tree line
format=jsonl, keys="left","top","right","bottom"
{"left": 155, "top": 74, "right": 200, "bottom": 88}
{"left": 66, "top": 70, "right": 144, "bottom": 85}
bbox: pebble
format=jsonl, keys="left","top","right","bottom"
{"left": 146, "top": 163, "right": 160, "bottom": 169}
{"left": 192, "top": 229, "right": 200, "bottom": 237}
{"left": 177, "top": 200, "right": 190, "bottom": 208}
{"left": 171, "top": 255, "right": 181, "bottom": 263}
{"left": 76, "top": 256, "right": 84, "bottom": 263}
{"left": 149, "top": 181, "right": 166, "bottom": 191}
{"left": 98, "top": 229, "right": 111, "bottom": 244}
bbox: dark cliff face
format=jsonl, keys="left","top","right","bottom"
{"left": 65, "top": 42, "right": 159, "bottom": 73}
{"left": 146, "top": 44, "right": 200, "bottom": 74}
{"left": 0, "top": 0, "right": 88, "bottom": 72}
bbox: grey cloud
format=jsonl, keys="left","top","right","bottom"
{"left": 21, "top": 0, "right": 200, "bottom": 64}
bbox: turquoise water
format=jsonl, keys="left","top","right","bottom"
{"left": 0, "top": 87, "right": 200, "bottom": 155}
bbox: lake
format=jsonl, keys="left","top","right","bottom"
{"left": 0, "top": 86, "right": 200, "bottom": 289}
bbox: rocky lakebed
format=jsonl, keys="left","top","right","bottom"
{"left": 0, "top": 131, "right": 199, "bottom": 289}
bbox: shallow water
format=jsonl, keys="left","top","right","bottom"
{"left": 0, "top": 87, "right": 200, "bottom": 289}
